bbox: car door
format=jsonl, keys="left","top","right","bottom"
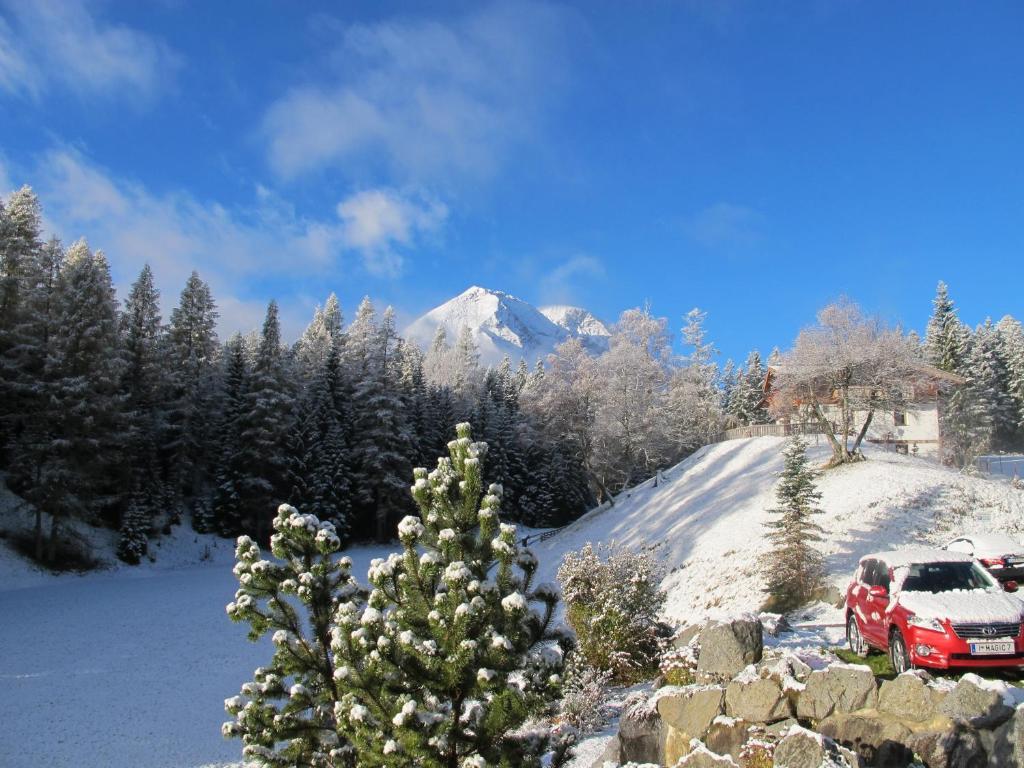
{"left": 860, "top": 559, "right": 891, "bottom": 647}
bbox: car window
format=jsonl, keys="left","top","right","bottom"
{"left": 876, "top": 561, "right": 891, "bottom": 591}
{"left": 859, "top": 560, "right": 876, "bottom": 586}
{"left": 901, "top": 561, "right": 997, "bottom": 593}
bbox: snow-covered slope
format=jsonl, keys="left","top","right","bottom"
{"left": 532, "top": 437, "right": 1023, "bottom": 623}
{"left": 405, "top": 286, "right": 609, "bottom": 366}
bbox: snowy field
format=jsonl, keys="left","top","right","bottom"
{"left": 0, "top": 520, "right": 394, "bottom": 768}
{"left": 1, "top": 437, "right": 1021, "bottom": 767}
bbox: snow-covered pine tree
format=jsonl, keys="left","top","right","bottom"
{"left": 213, "top": 334, "right": 250, "bottom": 536}
{"left": 761, "top": 436, "right": 825, "bottom": 611}
{"left": 164, "top": 271, "right": 219, "bottom": 497}
{"left": 224, "top": 423, "right": 572, "bottom": 767}
{"left": 0, "top": 186, "right": 43, "bottom": 454}
{"left": 924, "top": 281, "right": 969, "bottom": 372}
{"left": 997, "top": 315, "right": 1024, "bottom": 444}
{"left": 331, "top": 422, "right": 572, "bottom": 766}
{"left": 969, "top": 319, "right": 1016, "bottom": 452}
{"left": 120, "top": 265, "right": 165, "bottom": 498}
{"left": 237, "top": 301, "right": 295, "bottom": 541}
{"left": 46, "top": 243, "right": 126, "bottom": 531}
{"left": 225, "top": 504, "right": 361, "bottom": 766}
{"left": 294, "top": 293, "right": 343, "bottom": 379}
{"left": 740, "top": 349, "right": 770, "bottom": 424}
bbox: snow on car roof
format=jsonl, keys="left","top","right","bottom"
{"left": 950, "top": 533, "right": 1024, "bottom": 553}
{"left": 860, "top": 548, "right": 974, "bottom": 568}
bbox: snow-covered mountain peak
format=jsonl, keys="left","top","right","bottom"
{"left": 540, "top": 305, "right": 611, "bottom": 340}
{"left": 404, "top": 287, "right": 610, "bottom": 366}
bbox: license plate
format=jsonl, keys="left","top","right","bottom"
{"left": 970, "top": 640, "right": 1015, "bottom": 655}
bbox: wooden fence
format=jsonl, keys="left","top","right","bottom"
{"left": 714, "top": 422, "right": 830, "bottom": 443}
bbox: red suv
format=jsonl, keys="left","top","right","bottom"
{"left": 845, "top": 549, "right": 1024, "bottom": 673}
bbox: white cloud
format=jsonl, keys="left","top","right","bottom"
{"left": 22, "top": 149, "right": 437, "bottom": 337}
{"left": 0, "top": 0, "right": 180, "bottom": 99}
{"left": 686, "top": 202, "right": 766, "bottom": 248}
{"left": 262, "top": 1, "right": 573, "bottom": 181}
{"left": 539, "top": 253, "right": 606, "bottom": 305}
{"left": 337, "top": 189, "right": 447, "bottom": 277}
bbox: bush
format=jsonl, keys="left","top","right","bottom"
{"left": 739, "top": 739, "right": 775, "bottom": 768}
{"left": 558, "top": 542, "right": 665, "bottom": 684}
{"left": 558, "top": 656, "right": 614, "bottom": 733}
{"left": 659, "top": 643, "right": 698, "bottom": 687}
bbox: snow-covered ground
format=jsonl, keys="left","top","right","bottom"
{"left": 2, "top": 437, "right": 1021, "bottom": 767}
{"left": 534, "top": 436, "right": 1023, "bottom": 623}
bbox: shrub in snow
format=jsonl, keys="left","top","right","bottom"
{"left": 558, "top": 542, "right": 666, "bottom": 684}
{"left": 659, "top": 644, "right": 698, "bottom": 687}
{"left": 760, "top": 436, "right": 825, "bottom": 613}
{"left": 116, "top": 493, "right": 150, "bottom": 565}
{"left": 738, "top": 738, "right": 775, "bottom": 768}
{"left": 225, "top": 423, "right": 573, "bottom": 768}
{"left": 558, "top": 656, "right": 614, "bottom": 733}
{"left": 190, "top": 498, "right": 215, "bottom": 534}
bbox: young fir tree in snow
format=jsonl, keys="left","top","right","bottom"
{"left": 225, "top": 423, "right": 573, "bottom": 768}
{"left": 924, "top": 281, "right": 969, "bottom": 373}
{"left": 117, "top": 491, "right": 151, "bottom": 564}
{"left": 761, "top": 436, "right": 825, "bottom": 612}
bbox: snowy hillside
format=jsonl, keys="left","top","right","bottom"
{"left": 404, "top": 286, "right": 609, "bottom": 365}
{"left": 533, "top": 436, "right": 1024, "bottom": 623}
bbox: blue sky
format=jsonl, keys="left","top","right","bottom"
{"left": 1, "top": 0, "right": 1022, "bottom": 365}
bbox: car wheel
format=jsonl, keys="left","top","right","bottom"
{"left": 889, "top": 628, "right": 911, "bottom": 674}
{"left": 847, "top": 614, "right": 867, "bottom": 657}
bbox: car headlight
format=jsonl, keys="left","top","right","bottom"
{"left": 906, "top": 615, "right": 945, "bottom": 633}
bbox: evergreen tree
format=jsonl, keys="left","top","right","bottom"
{"left": 969, "top": 320, "right": 1016, "bottom": 451}
{"left": 164, "top": 271, "right": 219, "bottom": 497}
{"left": 117, "top": 491, "right": 151, "bottom": 564}
{"left": 924, "top": 281, "right": 969, "bottom": 372}
{"left": 997, "top": 315, "right": 1024, "bottom": 444}
{"left": 48, "top": 244, "right": 126, "bottom": 521}
{"left": 120, "top": 265, "right": 165, "bottom": 497}
{"left": 761, "top": 436, "right": 825, "bottom": 611}
{"left": 213, "top": 334, "right": 250, "bottom": 536}
{"left": 0, "top": 186, "right": 43, "bottom": 453}
{"left": 225, "top": 423, "right": 573, "bottom": 767}
{"left": 237, "top": 301, "right": 294, "bottom": 541}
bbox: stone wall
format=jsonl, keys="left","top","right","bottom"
{"left": 595, "top": 616, "right": 1024, "bottom": 768}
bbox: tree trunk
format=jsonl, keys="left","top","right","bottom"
{"left": 811, "top": 402, "right": 848, "bottom": 465}
{"left": 34, "top": 507, "right": 43, "bottom": 562}
{"left": 850, "top": 408, "right": 875, "bottom": 456}
{"left": 46, "top": 514, "right": 59, "bottom": 565}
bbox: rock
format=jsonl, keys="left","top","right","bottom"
{"left": 725, "top": 675, "right": 792, "bottom": 724}
{"left": 703, "top": 717, "right": 750, "bottom": 760}
{"left": 878, "top": 671, "right": 944, "bottom": 723}
{"left": 696, "top": 617, "right": 763, "bottom": 682}
{"left": 773, "top": 726, "right": 859, "bottom": 768}
{"left": 656, "top": 685, "right": 726, "bottom": 741}
{"left": 675, "top": 740, "right": 740, "bottom": 766}
{"left": 796, "top": 663, "right": 878, "bottom": 721}
{"left": 938, "top": 675, "right": 1014, "bottom": 729}
{"left": 617, "top": 698, "right": 666, "bottom": 765}
{"left": 905, "top": 726, "right": 986, "bottom": 768}
{"left": 990, "top": 706, "right": 1024, "bottom": 767}
{"left": 757, "top": 650, "right": 812, "bottom": 686}
{"left": 817, "top": 711, "right": 914, "bottom": 768}
{"left": 674, "top": 623, "right": 704, "bottom": 649}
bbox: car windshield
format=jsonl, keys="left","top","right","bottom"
{"left": 900, "top": 561, "right": 997, "bottom": 593}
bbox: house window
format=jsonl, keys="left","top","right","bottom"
{"left": 893, "top": 410, "right": 907, "bottom": 426}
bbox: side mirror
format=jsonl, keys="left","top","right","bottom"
{"left": 1005, "top": 581, "right": 1019, "bottom": 593}
{"left": 869, "top": 585, "right": 889, "bottom": 598}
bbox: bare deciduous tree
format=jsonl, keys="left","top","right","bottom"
{"left": 772, "top": 299, "right": 925, "bottom": 467}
